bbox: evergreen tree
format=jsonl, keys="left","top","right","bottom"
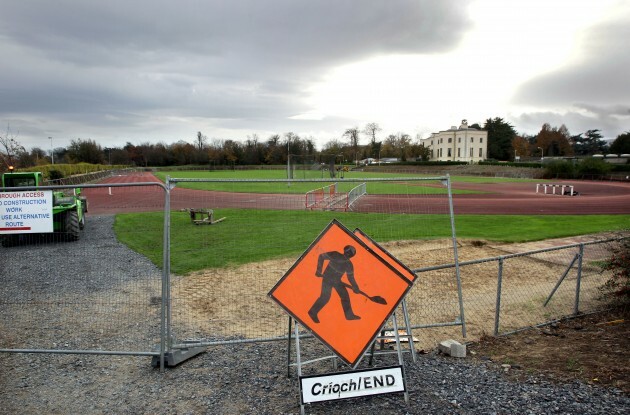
{"left": 609, "top": 132, "right": 630, "bottom": 154}
{"left": 572, "top": 129, "right": 607, "bottom": 155}
{"left": 484, "top": 118, "right": 517, "bottom": 160}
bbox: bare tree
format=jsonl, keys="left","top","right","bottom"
{"left": 196, "top": 131, "right": 207, "bottom": 151}
{"left": 0, "top": 124, "right": 25, "bottom": 169}
{"left": 363, "top": 122, "right": 381, "bottom": 145}
{"left": 343, "top": 127, "right": 360, "bottom": 164}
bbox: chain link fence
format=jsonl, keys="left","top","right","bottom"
{"left": 408, "top": 238, "right": 625, "bottom": 349}
{"left": 1, "top": 171, "right": 625, "bottom": 367}
{"left": 0, "top": 176, "right": 168, "bottom": 363}
{"left": 165, "top": 176, "right": 460, "bottom": 354}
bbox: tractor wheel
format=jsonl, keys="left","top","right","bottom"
{"left": 63, "top": 210, "right": 81, "bottom": 241}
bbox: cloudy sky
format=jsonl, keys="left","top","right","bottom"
{"left": 1, "top": 0, "right": 629, "bottom": 151}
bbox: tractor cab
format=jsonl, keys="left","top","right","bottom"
{"left": 1, "top": 166, "right": 44, "bottom": 188}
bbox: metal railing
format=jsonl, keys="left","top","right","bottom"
{"left": 407, "top": 237, "right": 626, "bottom": 346}
{"left": 1, "top": 171, "right": 625, "bottom": 367}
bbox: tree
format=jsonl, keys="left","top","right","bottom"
{"left": 361, "top": 122, "right": 381, "bottom": 160}
{"left": 397, "top": 133, "right": 412, "bottom": 161}
{"left": 264, "top": 134, "right": 284, "bottom": 164}
{"left": 572, "top": 129, "right": 607, "bottom": 156}
{"left": 243, "top": 134, "right": 263, "bottom": 165}
{"left": 363, "top": 123, "right": 381, "bottom": 144}
{"left": 124, "top": 142, "right": 148, "bottom": 166}
{"left": 222, "top": 140, "right": 243, "bottom": 164}
{"left": 0, "top": 125, "right": 26, "bottom": 170}
{"left": 535, "top": 123, "right": 573, "bottom": 158}
{"left": 609, "top": 132, "right": 630, "bottom": 154}
{"left": 30, "top": 147, "right": 48, "bottom": 165}
{"left": 196, "top": 131, "right": 207, "bottom": 151}
{"left": 484, "top": 118, "right": 517, "bottom": 160}
{"left": 343, "top": 127, "right": 360, "bottom": 164}
{"left": 381, "top": 134, "right": 398, "bottom": 158}
{"left": 511, "top": 135, "right": 530, "bottom": 160}
{"left": 320, "top": 139, "right": 344, "bottom": 159}
{"left": 66, "top": 138, "right": 105, "bottom": 164}
{"left": 410, "top": 140, "right": 431, "bottom": 161}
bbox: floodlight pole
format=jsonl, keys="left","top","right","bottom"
{"left": 287, "top": 137, "right": 291, "bottom": 186}
{"left": 538, "top": 146, "right": 543, "bottom": 161}
{"left": 49, "top": 136, "right": 54, "bottom": 164}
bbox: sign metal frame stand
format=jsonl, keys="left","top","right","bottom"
{"left": 288, "top": 301, "right": 413, "bottom": 415}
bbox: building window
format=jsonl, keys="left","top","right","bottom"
{"left": 447, "top": 148, "right": 452, "bottom": 157}
{"left": 479, "top": 148, "right": 483, "bottom": 157}
{"left": 448, "top": 137, "right": 452, "bottom": 143}
{"left": 458, "top": 137, "right": 461, "bottom": 143}
{"left": 470, "top": 148, "right": 473, "bottom": 157}
{"left": 480, "top": 137, "right": 483, "bottom": 143}
{"left": 471, "top": 137, "right": 474, "bottom": 143}
{"left": 457, "top": 148, "right": 461, "bottom": 157}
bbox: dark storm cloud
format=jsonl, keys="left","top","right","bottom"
{"left": 511, "top": 11, "right": 630, "bottom": 139}
{"left": 0, "top": 0, "right": 471, "bottom": 138}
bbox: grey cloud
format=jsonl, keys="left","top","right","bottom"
{"left": 508, "top": 9, "right": 630, "bottom": 141}
{"left": 3, "top": 1, "right": 470, "bottom": 68}
{"left": 0, "top": 0, "right": 472, "bottom": 147}
{"left": 573, "top": 103, "right": 630, "bottom": 118}
{"left": 512, "top": 14, "right": 630, "bottom": 107}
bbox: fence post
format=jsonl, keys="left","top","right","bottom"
{"left": 446, "top": 175, "right": 466, "bottom": 337}
{"left": 494, "top": 257, "right": 504, "bottom": 336}
{"left": 158, "top": 176, "right": 172, "bottom": 371}
{"left": 574, "top": 244, "right": 584, "bottom": 315}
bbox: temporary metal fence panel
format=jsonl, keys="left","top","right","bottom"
{"left": 305, "top": 183, "right": 337, "bottom": 209}
{"left": 411, "top": 238, "right": 624, "bottom": 348}
{"left": 165, "top": 176, "right": 463, "bottom": 351}
{"left": 346, "top": 182, "right": 367, "bottom": 210}
{"left": 3, "top": 168, "right": 623, "bottom": 364}
{"left": 0, "top": 172, "right": 168, "bottom": 362}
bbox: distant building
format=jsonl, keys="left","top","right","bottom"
{"left": 420, "top": 120, "right": 488, "bottom": 163}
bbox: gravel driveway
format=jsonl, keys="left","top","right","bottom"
{"left": 1, "top": 217, "right": 628, "bottom": 414}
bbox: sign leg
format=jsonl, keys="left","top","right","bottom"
{"left": 287, "top": 316, "right": 293, "bottom": 378}
{"left": 391, "top": 312, "right": 409, "bottom": 405}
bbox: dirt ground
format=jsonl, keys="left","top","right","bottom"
{"left": 167, "top": 235, "right": 629, "bottom": 395}
{"left": 172, "top": 238, "right": 609, "bottom": 335}
{"left": 468, "top": 306, "right": 630, "bottom": 393}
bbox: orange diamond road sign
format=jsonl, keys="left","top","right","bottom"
{"left": 268, "top": 219, "right": 413, "bottom": 367}
{"left": 353, "top": 228, "right": 417, "bottom": 283}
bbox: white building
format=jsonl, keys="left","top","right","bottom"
{"left": 420, "top": 120, "right": 488, "bottom": 163}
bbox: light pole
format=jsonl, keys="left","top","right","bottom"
{"left": 537, "top": 147, "right": 543, "bottom": 161}
{"left": 49, "top": 136, "right": 54, "bottom": 164}
{"left": 286, "top": 136, "right": 291, "bottom": 185}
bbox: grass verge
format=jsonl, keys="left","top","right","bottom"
{"left": 153, "top": 170, "right": 536, "bottom": 194}
{"left": 113, "top": 209, "right": 629, "bottom": 275}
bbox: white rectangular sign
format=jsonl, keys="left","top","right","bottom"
{"left": 0, "top": 191, "right": 54, "bottom": 234}
{"left": 300, "top": 366, "right": 405, "bottom": 404}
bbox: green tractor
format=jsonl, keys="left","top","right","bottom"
{"left": 1, "top": 167, "right": 87, "bottom": 246}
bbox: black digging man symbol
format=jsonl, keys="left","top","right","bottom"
{"left": 308, "top": 245, "right": 362, "bottom": 324}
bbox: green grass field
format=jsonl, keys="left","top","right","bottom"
{"left": 114, "top": 209, "right": 630, "bottom": 275}
{"left": 153, "top": 170, "right": 536, "bottom": 195}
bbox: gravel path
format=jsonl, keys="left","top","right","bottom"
{"left": 1, "top": 217, "right": 629, "bottom": 414}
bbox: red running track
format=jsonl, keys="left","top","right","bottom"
{"left": 83, "top": 172, "right": 630, "bottom": 215}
